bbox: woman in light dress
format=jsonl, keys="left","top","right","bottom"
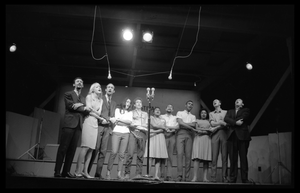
{"left": 144, "top": 107, "right": 168, "bottom": 180}
{"left": 74, "top": 83, "right": 107, "bottom": 178}
{"left": 191, "top": 108, "right": 212, "bottom": 182}
{"left": 106, "top": 98, "right": 133, "bottom": 180}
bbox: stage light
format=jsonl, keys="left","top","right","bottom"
{"left": 246, "top": 62, "right": 253, "bottom": 70}
{"left": 9, "top": 43, "right": 16, "bottom": 52}
{"left": 142, "top": 31, "right": 153, "bottom": 43}
{"left": 168, "top": 71, "right": 172, "bottom": 80}
{"left": 108, "top": 70, "right": 112, "bottom": 79}
{"left": 122, "top": 29, "right": 133, "bottom": 41}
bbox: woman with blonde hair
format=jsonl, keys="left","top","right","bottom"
{"left": 74, "top": 83, "right": 107, "bottom": 178}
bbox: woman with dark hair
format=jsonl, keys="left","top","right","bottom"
{"left": 106, "top": 97, "right": 133, "bottom": 180}
{"left": 143, "top": 106, "right": 168, "bottom": 180}
{"left": 191, "top": 108, "right": 212, "bottom": 182}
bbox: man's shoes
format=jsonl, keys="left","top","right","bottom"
{"left": 210, "top": 178, "right": 217, "bottom": 183}
{"left": 54, "top": 173, "right": 62, "bottom": 178}
{"left": 242, "top": 179, "right": 253, "bottom": 184}
{"left": 164, "top": 176, "right": 172, "bottom": 181}
{"left": 124, "top": 174, "right": 130, "bottom": 180}
{"left": 132, "top": 174, "right": 142, "bottom": 179}
{"left": 95, "top": 176, "right": 106, "bottom": 180}
{"left": 62, "top": 172, "right": 76, "bottom": 178}
{"left": 176, "top": 176, "right": 182, "bottom": 182}
{"left": 222, "top": 176, "right": 230, "bottom": 183}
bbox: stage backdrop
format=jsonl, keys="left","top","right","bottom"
{"left": 55, "top": 84, "right": 202, "bottom": 144}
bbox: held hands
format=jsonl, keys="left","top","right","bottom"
{"left": 109, "top": 117, "right": 117, "bottom": 124}
{"left": 72, "top": 103, "right": 84, "bottom": 110}
{"left": 100, "top": 119, "right": 109, "bottom": 125}
{"left": 219, "top": 120, "right": 227, "bottom": 126}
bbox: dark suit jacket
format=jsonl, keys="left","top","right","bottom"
{"left": 62, "top": 90, "right": 88, "bottom": 129}
{"left": 224, "top": 107, "right": 251, "bottom": 141}
{"left": 98, "top": 96, "right": 117, "bottom": 130}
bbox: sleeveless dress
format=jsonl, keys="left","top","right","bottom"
{"left": 192, "top": 119, "right": 212, "bottom": 161}
{"left": 143, "top": 116, "right": 168, "bottom": 159}
{"left": 81, "top": 97, "right": 103, "bottom": 149}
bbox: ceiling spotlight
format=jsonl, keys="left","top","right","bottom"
{"left": 142, "top": 31, "right": 153, "bottom": 43}
{"left": 9, "top": 43, "right": 17, "bottom": 52}
{"left": 246, "top": 62, "right": 253, "bottom": 70}
{"left": 108, "top": 70, "right": 112, "bottom": 79}
{"left": 122, "top": 29, "right": 133, "bottom": 41}
{"left": 168, "top": 71, "right": 172, "bottom": 80}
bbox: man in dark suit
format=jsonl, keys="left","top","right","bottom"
{"left": 224, "top": 98, "right": 252, "bottom": 183}
{"left": 54, "top": 77, "right": 91, "bottom": 178}
{"left": 88, "top": 83, "right": 117, "bottom": 179}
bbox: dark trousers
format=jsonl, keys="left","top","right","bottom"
{"left": 211, "top": 130, "right": 228, "bottom": 180}
{"left": 88, "top": 125, "right": 111, "bottom": 177}
{"left": 124, "top": 131, "right": 146, "bottom": 176}
{"left": 176, "top": 129, "right": 193, "bottom": 180}
{"left": 227, "top": 132, "right": 250, "bottom": 182}
{"left": 54, "top": 124, "right": 81, "bottom": 175}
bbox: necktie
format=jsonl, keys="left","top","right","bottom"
{"left": 108, "top": 98, "right": 111, "bottom": 117}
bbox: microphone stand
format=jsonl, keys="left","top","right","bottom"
{"left": 143, "top": 88, "right": 155, "bottom": 178}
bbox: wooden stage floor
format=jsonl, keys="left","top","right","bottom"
{"left": 6, "top": 174, "right": 293, "bottom": 189}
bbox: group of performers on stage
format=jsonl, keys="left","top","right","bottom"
{"left": 53, "top": 77, "right": 252, "bottom": 183}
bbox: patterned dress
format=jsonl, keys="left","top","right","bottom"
{"left": 192, "top": 119, "right": 212, "bottom": 161}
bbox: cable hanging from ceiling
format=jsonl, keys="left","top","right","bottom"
{"left": 91, "top": 5, "right": 112, "bottom": 79}
{"left": 168, "top": 6, "right": 202, "bottom": 80}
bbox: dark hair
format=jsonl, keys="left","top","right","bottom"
{"left": 186, "top": 100, "right": 193, "bottom": 104}
{"left": 118, "top": 97, "right": 132, "bottom": 112}
{"left": 199, "top": 108, "right": 209, "bottom": 120}
{"left": 73, "top": 77, "right": 83, "bottom": 83}
{"left": 152, "top": 106, "right": 161, "bottom": 116}
{"left": 133, "top": 97, "right": 143, "bottom": 104}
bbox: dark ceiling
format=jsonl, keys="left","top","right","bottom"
{"left": 6, "top": 4, "right": 294, "bottom": 136}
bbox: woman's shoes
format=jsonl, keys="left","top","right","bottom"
{"left": 203, "top": 179, "right": 210, "bottom": 183}
{"left": 74, "top": 172, "right": 83, "bottom": 178}
{"left": 82, "top": 173, "right": 94, "bottom": 179}
{"left": 117, "top": 175, "right": 124, "bottom": 180}
{"left": 191, "top": 178, "right": 197, "bottom": 182}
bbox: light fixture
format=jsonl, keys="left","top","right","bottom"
{"left": 246, "top": 62, "right": 253, "bottom": 70}
{"left": 107, "top": 70, "right": 112, "bottom": 79}
{"left": 9, "top": 43, "right": 17, "bottom": 52}
{"left": 168, "top": 70, "right": 172, "bottom": 80}
{"left": 142, "top": 31, "right": 153, "bottom": 43}
{"left": 122, "top": 29, "right": 133, "bottom": 41}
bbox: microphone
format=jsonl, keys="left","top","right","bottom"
{"left": 151, "top": 88, "right": 155, "bottom": 97}
{"left": 146, "top": 87, "right": 150, "bottom": 99}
